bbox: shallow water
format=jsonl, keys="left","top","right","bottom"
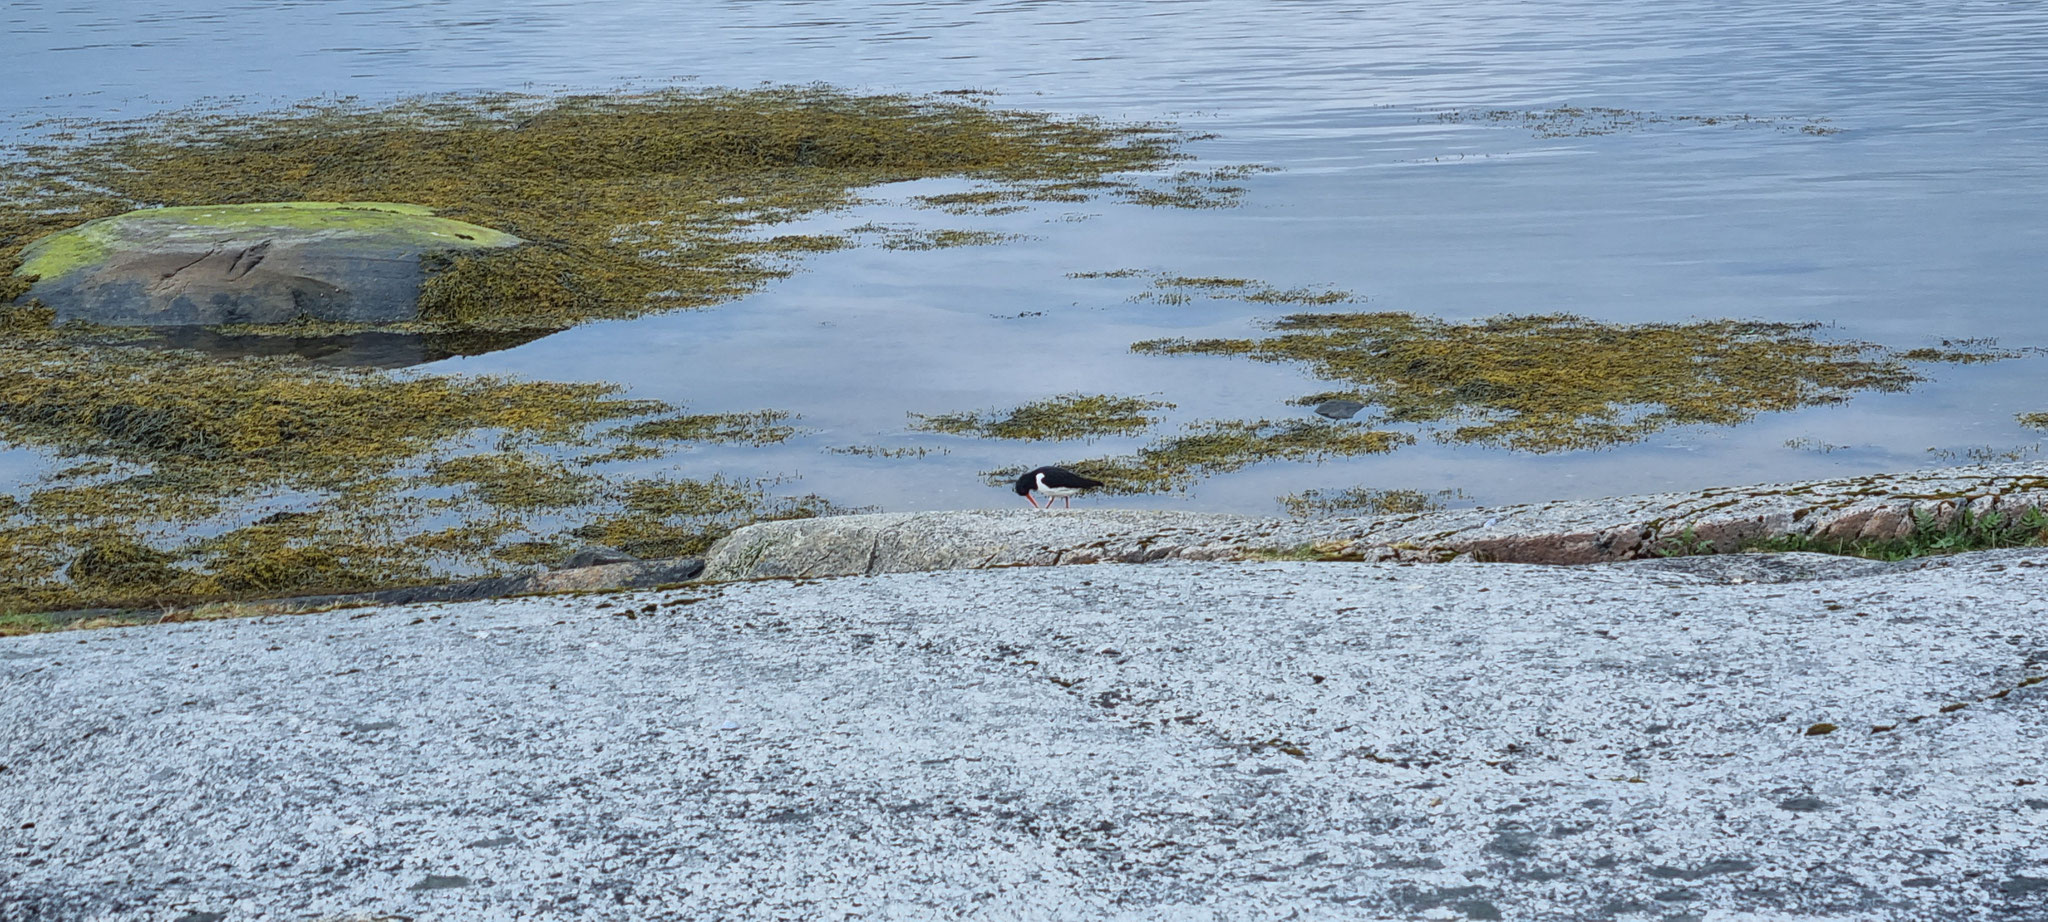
{"left": 6, "top": 0, "right": 2047, "bottom": 514}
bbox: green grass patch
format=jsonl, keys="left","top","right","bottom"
{"left": 1737, "top": 507, "right": 2048, "bottom": 561}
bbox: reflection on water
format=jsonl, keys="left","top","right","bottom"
{"left": 5, "top": 0, "right": 2048, "bottom": 514}
{"left": 137, "top": 327, "right": 560, "bottom": 369}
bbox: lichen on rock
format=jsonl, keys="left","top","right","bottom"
{"left": 17, "top": 202, "right": 520, "bottom": 329}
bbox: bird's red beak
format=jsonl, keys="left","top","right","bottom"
{"left": 1024, "top": 494, "right": 1040, "bottom": 508}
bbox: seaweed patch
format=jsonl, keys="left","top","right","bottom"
{"left": 1432, "top": 106, "right": 1839, "bottom": 138}
{"left": 989, "top": 418, "right": 1412, "bottom": 494}
{"left": 2, "top": 86, "right": 1208, "bottom": 339}
{"left": 0, "top": 339, "right": 835, "bottom": 618}
{"left": 912, "top": 393, "right": 1174, "bottom": 441}
{"left": 1280, "top": 487, "right": 1468, "bottom": 517}
{"left": 1069, "top": 268, "right": 1353, "bottom": 306}
{"left": 1134, "top": 312, "right": 2006, "bottom": 453}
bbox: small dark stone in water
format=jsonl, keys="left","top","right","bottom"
{"left": 1901, "top": 877, "right": 1939, "bottom": 887}
{"left": 1314, "top": 398, "right": 1365, "bottom": 420}
{"left": 410, "top": 874, "right": 473, "bottom": 891}
{"left": 1805, "top": 722, "right": 1838, "bottom": 736}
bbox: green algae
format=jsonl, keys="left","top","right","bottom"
{"left": 994, "top": 418, "right": 1412, "bottom": 494}
{"left": 1134, "top": 312, "right": 2000, "bottom": 453}
{"left": 912, "top": 393, "right": 1174, "bottom": 441}
{"left": 3, "top": 86, "right": 1205, "bottom": 337}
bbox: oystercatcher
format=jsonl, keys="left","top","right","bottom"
{"left": 1014, "top": 466, "right": 1104, "bottom": 508}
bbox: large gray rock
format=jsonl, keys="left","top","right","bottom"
{"left": 701, "top": 508, "right": 1274, "bottom": 580}
{"left": 2, "top": 551, "right": 2044, "bottom": 918}
{"left": 13, "top": 201, "right": 519, "bottom": 326}
{"left": 704, "top": 460, "right": 2048, "bottom": 579}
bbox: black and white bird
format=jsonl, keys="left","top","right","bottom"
{"left": 1014, "top": 466, "right": 1104, "bottom": 509}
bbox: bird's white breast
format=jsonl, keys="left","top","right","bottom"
{"left": 1036, "top": 473, "right": 1084, "bottom": 496}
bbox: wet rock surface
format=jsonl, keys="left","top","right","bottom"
{"left": 3, "top": 551, "right": 2045, "bottom": 920}
{"left": 16, "top": 202, "right": 518, "bottom": 327}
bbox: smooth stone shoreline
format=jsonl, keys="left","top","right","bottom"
{"left": 28, "top": 460, "right": 2048, "bottom": 626}
{"left": 702, "top": 460, "right": 2048, "bottom": 580}
{"left": 3, "top": 551, "right": 2043, "bottom": 919}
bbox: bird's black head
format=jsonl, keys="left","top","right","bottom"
{"left": 1014, "top": 468, "right": 1040, "bottom": 496}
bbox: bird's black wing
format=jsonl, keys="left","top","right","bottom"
{"left": 1039, "top": 467, "right": 1103, "bottom": 490}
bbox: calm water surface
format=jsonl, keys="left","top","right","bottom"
{"left": 6, "top": 0, "right": 2047, "bottom": 513}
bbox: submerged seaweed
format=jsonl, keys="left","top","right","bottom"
{"left": 912, "top": 393, "right": 1173, "bottom": 441}
{"left": 0, "top": 339, "right": 831, "bottom": 617}
{"left": 1068, "top": 268, "right": 1353, "bottom": 306}
{"left": 1279, "top": 487, "right": 1468, "bottom": 518}
{"left": 1135, "top": 312, "right": 2002, "bottom": 453}
{"left": 0, "top": 85, "right": 1237, "bottom": 620}
{"left": 1433, "top": 106, "right": 1838, "bottom": 138}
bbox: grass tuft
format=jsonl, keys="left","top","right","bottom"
{"left": 1738, "top": 507, "right": 2048, "bottom": 562}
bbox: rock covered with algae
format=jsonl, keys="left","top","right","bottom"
{"left": 14, "top": 201, "right": 519, "bottom": 326}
